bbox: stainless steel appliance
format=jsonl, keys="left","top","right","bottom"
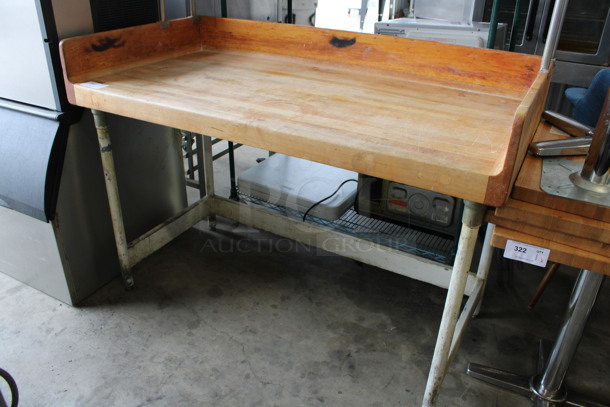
{"left": 473, "top": 0, "right": 610, "bottom": 110}
{"left": 375, "top": 18, "right": 506, "bottom": 48}
{"left": 0, "top": 0, "right": 189, "bottom": 305}
{"left": 356, "top": 175, "right": 462, "bottom": 237}
{"left": 375, "top": 0, "right": 506, "bottom": 49}
{"left": 474, "top": 0, "right": 610, "bottom": 66}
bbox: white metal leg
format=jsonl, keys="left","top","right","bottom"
{"left": 128, "top": 197, "right": 212, "bottom": 265}
{"left": 422, "top": 201, "right": 486, "bottom": 407}
{"left": 91, "top": 109, "right": 134, "bottom": 288}
{"left": 449, "top": 223, "right": 495, "bottom": 362}
{"left": 91, "top": 112, "right": 215, "bottom": 287}
{"left": 473, "top": 223, "right": 495, "bottom": 317}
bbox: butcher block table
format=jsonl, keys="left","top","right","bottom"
{"left": 488, "top": 122, "right": 610, "bottom": 273}
{"left": 468, "top": 122, "right": 610, "bottom": 406}
{"left": 59, "top": 16, "right": 550, "bottom": 406}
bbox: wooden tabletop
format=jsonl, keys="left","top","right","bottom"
{"left": 488, "top": 122, "right": 610, "bottom": 274}
{"left": 59, "top": 17, "right": 548, "bottom": 206}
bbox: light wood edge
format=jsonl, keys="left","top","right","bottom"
{"left": 64, "top": 82, "right": 494, "bottom": 204}
{"left": 59, "top": 17, "right": 202, "bottom": 104}
{"left": 483, "top": 69, "right": 551, "bottom": 207}
{"left": 199, "top": 17, "right": 542, "bottom": 97}
{"left": 511, "top": 122, "right": 610, "bottom": 223}
{"left": 494, "top": 199, "right": 610, "bottom": 244}
{"left": 486, "top": 212, "right": 610, "bottom": 254}
{"left": 491, "top": 226, "right": 610, "bottom": 275}
{"left": 59, "top": 16, "right": 542, "bottom": 101}
{"left": 58, "top": 17, "right": 545, "bottom": 206}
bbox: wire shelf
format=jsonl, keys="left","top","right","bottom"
{"left": 238, "top": 194, "right": 456, "bottom": 266}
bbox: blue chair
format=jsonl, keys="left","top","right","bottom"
{"left": 565, "top": 68, "right": 610, "bottom": 128}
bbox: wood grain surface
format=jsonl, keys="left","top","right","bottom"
{"left": 512, "top": 122, "right": 610, "bottom": 222}
{"left": 199, "top": 17, "right": 541, "bottom": 97}
{"left": 59, "top": 17, "right": 548, "bottom": 206}
{"left": 487, "top": 209, "right": 610, "bottom": 256}
{"left": 488, "top": 121, "right": 610, "bottom": 275}
{"left": 492, "top": 199, "right": 610, "bottom": 244}
{"left": 491, "top": 227, "right": 610, "bottom": 275}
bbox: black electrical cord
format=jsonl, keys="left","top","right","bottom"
{"left": 0, "top": 368, "right": 18, "bottom": 407}
{"left": 302, "top": 179, "right": 358, "bottom": 222}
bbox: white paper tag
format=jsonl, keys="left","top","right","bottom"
{"left": 503, "top": 240, "right": 550, "bottom": 267}
{"left": 81, "top": 81, "right": 108, "bottom": 89}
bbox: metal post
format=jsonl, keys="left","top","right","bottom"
{"left": 448, "top": 223, "right": 496, "bottom": 362}
{"left": 91, "top": 110, "right": 134, "bottom": 289}
{"left": 218, "top": 0, "right": 238, "bottom": 202}
{"left": 359, "top": 0, "right": 368, "bottom": 30}
{"left": 476, "top": 223, "right": 495, "bottom": 280}
{"left": 183, "top": 130, "right": 196, "bottom": 182}
{"left": 159, "top": 0, "right": 166, "bottom": 23}
{"left": 202, "top": 136, "right": 215, "bottom": 197}
{"left": 202, "top": 135, "right": 216, "bottom": 230}
{"left": 422, "top": 200, "right": 486, "bottom": 407}
{"left": 540, "top": 0, "right": 569, "bottom": 72}
{"left": 508, "top": 0, "right": 523, "bottom": 51}
{"left": 378, "top": 0, "right": 386, "bottom": 21}
{"left": 195, "top": 133, "right": 206, "bottom": 199}
{"left": 486, "top": 0, "right": 500, "bottom": 49}
{"left": 579, "top": 127, "right": 610, "bottom": 187}
{"left": 473, "top": 223, "right": 495, "bottom": 316}
{"left": 228, "top": 142, "right": 239, "bottom": 201}
{"left": 467, "top": 269, "right": 607, "bottom": 406}
{"left": 287, "top": 0, "right": 293, "bottom": 23}
{"left": 531, "top": 269, "right": 605, "bottom": 402}
{"left": 570, "top": 88, "right": 610, "bottom": 192}
{"left": 221, "top": 0, "right": 227, "bottom": 18}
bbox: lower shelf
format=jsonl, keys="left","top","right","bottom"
{"left": 239, "top": 194, "right": 457, "bottom": 266}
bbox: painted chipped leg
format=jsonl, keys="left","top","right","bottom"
{"left": 422, "top": 200, "right": 486, "bottom": 407}
{"left": 91, "top": 109, "right": 134, "bottom": 289}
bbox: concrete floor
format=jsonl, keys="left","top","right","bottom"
{"left": 1, "top": 148, "right": 609, "bottom": 407}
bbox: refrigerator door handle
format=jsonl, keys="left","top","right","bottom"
{"left": 541, "top": 0, "right": 556, "bottom": 44}
{"left": 524, "top": 0, "right": 540, "bottom": 41}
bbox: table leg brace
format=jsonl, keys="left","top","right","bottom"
{"left": 422, "top": 200, "right": 485, "bottom": 407}
{"left": 91, "top": 109, "right": 134, "bottom": 289}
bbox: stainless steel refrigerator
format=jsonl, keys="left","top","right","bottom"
{"left": 0, "top": 0, "right": 188, "bottom": 305}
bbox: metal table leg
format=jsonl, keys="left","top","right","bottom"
{"left": 422, "top": 200, "right": 486, "bottom": 407}
{"left": 195, "top": 133, "right": 206, "bottom": 199}
{"left": 467, "top": 269, "right": 607, "bottom": 407}
{"left": 227, "top": 141, "right": 239, "bottom": 201}
{"left": 91, "top": 109, "right": 134, "bottom": 289}
{"left": 202, "top": 135, "right": 216, "bottom": 230}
